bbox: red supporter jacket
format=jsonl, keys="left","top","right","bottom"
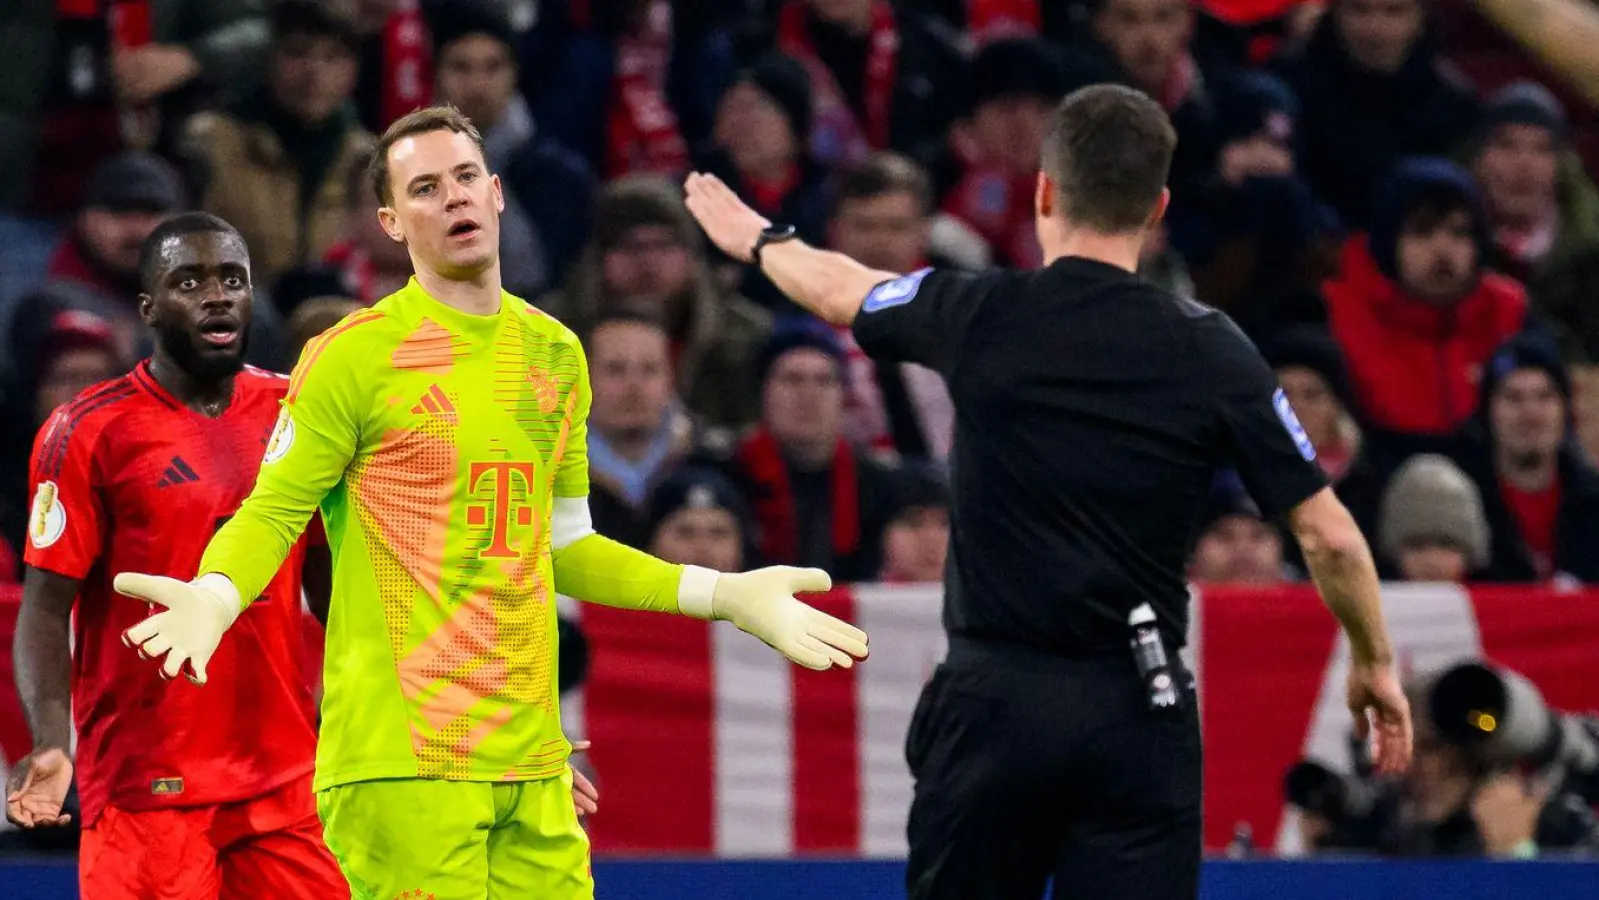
{"left": 1322, "top": 236, "right": 1530, "bottom": 436}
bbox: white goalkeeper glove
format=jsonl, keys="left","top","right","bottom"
{"left": 678, "top": 565, "right": 869, "bottom": 671}
{"left": 113, "top": 572, "right": 242, "bottom": 684}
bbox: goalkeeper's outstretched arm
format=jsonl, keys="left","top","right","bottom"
{"left": 549, "top": 498, "right": 868, "bottom": 671}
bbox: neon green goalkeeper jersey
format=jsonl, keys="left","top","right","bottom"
{"left": 201, "top": 279, "right": 686, "bottom": 792}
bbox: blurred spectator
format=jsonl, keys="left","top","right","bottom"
{"left": 644, "top": 467, "right": 755, "bottom": 570}
{"left": 9, "top": 309, "right": 126, "bottom": 432}
{"left": 584, "top": 312, "right": 713, "bottom": 546}
{"left": 1187, "top": 477, "right": 1293, "bottom": 584}
{"left": 825, "top": 154, "right": 955, "bottom": 462}
{"left": 528, "top": 0, "right": 736, "bottom": 178}
{"left": 320, "top": 150, "right": 415, "bottom": 304}
{"left": 769, "top": 0, "right": 966, "bottom": 170}
{"left": 718, "top": 322, "right": 900, "bottom": 581}
{"left": 1274, "top": 0, "right": 1479, "bottom": 227}
{"left": 186, "top": 0, "right": 374, "bottom": 286}
{"left": 286, "top": 296, "right": 364, "bottom": 362}
{"left": 878, "top": 465, "right": 949, "bottom": 583}
{"left": 429, "top": 1, "right": 596, "bottom": 296}
{"left": 1321, "top": 158, "right": 1539, "bottom": 460}
{"left": 1264, "top": 327, "right": 1383, "bottom": 535}
{"left": 1168, "top": 70, "right": 1341, "bottom": 337}
{"left": 1465, "top": 338, "right": 1599, "bottom": 582}
{"left": 1091, "top": 0, "right": 1221, "bottom": 202}
{"left": 1465, "top": 82, "right": 1599, "bottom": 363}
{"left": 1377, "top": 454, "right": 1489, "bottom": 583}
{"left": 542, "top": 175, "right": 771, "bottom": 429}
{"left": 1191, "top": 0, "right": 1327, "bottom": 68}
{"left": 2, "top": 152, "right": 183, "bottom": 365}
{"left": 3, "top": 152, "right": 288, "bottom": 376}
{"left": 1469, "top": 83, "right": 1599, "bottom": 283}
{"left": 700, "top": 53, "right": 833, "bottom": 308}
{"left": 0, "top": 0, "right": 269, "bottom": 301}
{"left": 348, "top": 0, "right": 435, "bottom": 133}
{"left": 1, "top": 307, "right": 128, "bottom": 564}
{"left": 937, "top": 37, "right": 1077, "bottom": 269}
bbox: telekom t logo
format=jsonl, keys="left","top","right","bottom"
{"left": 467, "top": 461, "right": 537, "bottom": 559}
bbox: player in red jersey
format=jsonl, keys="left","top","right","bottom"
{"left": 4, "top": 212, "right": 349, "bottom": 899}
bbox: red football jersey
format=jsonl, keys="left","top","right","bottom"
{"left": 24, "top": 361, "right": 317, "bottom": 826}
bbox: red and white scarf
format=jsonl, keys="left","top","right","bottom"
{"left": 606, "top": 0, "right": 689, "bottom": 178}
{"left": 379, "top": 0, "right": 434, "bottom": 129}
{"left": 777, "top": 0, "right": 898, "bottom": 167}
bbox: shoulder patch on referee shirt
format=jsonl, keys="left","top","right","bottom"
{"left": 862, "top": 267, "right": 933, "bottom": 313}
{"left": 1272, "top": 388, "right": 1317, "bottom": 461}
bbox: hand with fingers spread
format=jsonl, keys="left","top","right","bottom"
{"left": 5, "top": 747, "right": 74, "bottom": 828}
{"left": 1347, "top": 661, "right": 1413, "bottom": 775}
{"left": 113, "top": 572, "right": 242, "bottom": 685}
{"left": 683, "top": 172, "right": 771, "bottom": 263}
{"left": 691, "top": 566, "right": 869, "bottom": 670}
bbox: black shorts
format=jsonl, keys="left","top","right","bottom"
{"left": 904, "top": 638, "right": 1203, "bottom": 900}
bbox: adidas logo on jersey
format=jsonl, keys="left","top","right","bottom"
{"left": 411, "top": 384, "right": 458, "bottom": 424}
{"left": 156, "top": 456, "right": 201, "bottom": 488}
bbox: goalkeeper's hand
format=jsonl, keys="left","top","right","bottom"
{"left": 113, "top": 572, "right": 242, "bottom": 684}
{"left": 681, "top": 566, "right": 869, "bottom": 671}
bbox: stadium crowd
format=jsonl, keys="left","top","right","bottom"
{"left": 3, "top": 0, "right": 1599, "bottom": 864}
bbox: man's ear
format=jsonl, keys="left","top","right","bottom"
{"left": 492, "top": 173, "right": 506, "bottom": 214}
{"left": 378, "top": 206, "right": 405, "bottom": 244}
{"left": 137, "top": 293, "right": 155, "bottom": 326}
{"left": 1035, "top": 172, "right": 1056, "bottom": 219}
{"left": 1148, "top": 187, "right": 1172, "bottom": 228}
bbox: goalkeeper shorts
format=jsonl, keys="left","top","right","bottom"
{"left": 317, "top": 769, "right": 593, "bottom": 900}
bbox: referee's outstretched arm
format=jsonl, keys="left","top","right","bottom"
{"left": 683, "top": 172, "right": 894, "bottom": 327}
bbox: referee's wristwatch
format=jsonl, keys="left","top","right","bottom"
{"left": 750, "top": 224, "right": 797, "bottom": 267}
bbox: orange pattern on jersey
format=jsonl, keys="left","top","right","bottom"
{"left": 286, "top": 310, "right": 384, "bottom": 403}
{"left": 391, "top": 318, "right": 472, "bottom": 374}
{"left": 349, "top": 424, "right": 455, "bottom": 650}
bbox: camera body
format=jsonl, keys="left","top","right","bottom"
{"left": 1284, "top": 660, "right": 1599, "bottom": 855}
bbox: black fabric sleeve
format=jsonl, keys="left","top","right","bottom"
{"left": 1202, "top": 313, "right": 1330, "bottom": 518}
{"left": 850, "top": 267, "right": 1001, "bottom": 376}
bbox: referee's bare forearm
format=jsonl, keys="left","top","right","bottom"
{"left": 757, "top": 240, "right": 898, "bottom": 325}
{"left": 1290, "top": 489, "right": 1394, "bottom": 666}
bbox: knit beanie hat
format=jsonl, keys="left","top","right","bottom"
{"left": 1479, "top": 80, "right": 1568, "bottom": 142}
{"left": 1378, "top": 454, "right": 1490, "bottom": 567}
{"left": 1367, "top": 157, "right": 1491, "bottom": 283}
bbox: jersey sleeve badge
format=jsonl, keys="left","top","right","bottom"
{"left": 1272, "top": 388, "right": 1318, "bottom": 462}
{"left": 263, "top": 408, "right": 296, "bottom": 464}
{"left": 29, "top": 480, "right": 67, "bottom": 549}
{"left": 863, "top": 267, "right": 933, "bottom": 313}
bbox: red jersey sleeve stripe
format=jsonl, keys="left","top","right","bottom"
{"left": 287, "top": 310, "right": 385, "bottom": 404}
{"left": 38, "top": 379, "right": 138, "bottom": 479}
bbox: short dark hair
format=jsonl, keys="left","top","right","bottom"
{"left": 271, "top": 0, "right": 360, "bottom": 53}
{"left": 1401, "top": 186, "right": 1474, "bottom": 235}
{"left": 137, "top": 212, "right": 244, "bottom": 293}
{"left": 586, "top": 308, "right": 668, "bottom": 346}
{"left": 834, "top": 152, "right": 934, "bottom": 215}
{"left": 1041, "top": 84, "right": 1177, "bottom": 233}
{"left": 369, "top": 105, "right": 487, "bottom": 206}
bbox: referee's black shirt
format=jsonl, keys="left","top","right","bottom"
{"left": 852, "top": 257, "right": 1328, "bottom": 657}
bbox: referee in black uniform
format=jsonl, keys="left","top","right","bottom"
{"left": 685, "top": 84, "right": 1414, "bottom": 899}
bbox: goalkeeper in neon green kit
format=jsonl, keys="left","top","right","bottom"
{"left": 114, "top": 106, "right": 869, "bottom": 900}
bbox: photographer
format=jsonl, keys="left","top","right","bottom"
{"left": 1289, "top": 665, "right": 1599, "bottom": 858}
